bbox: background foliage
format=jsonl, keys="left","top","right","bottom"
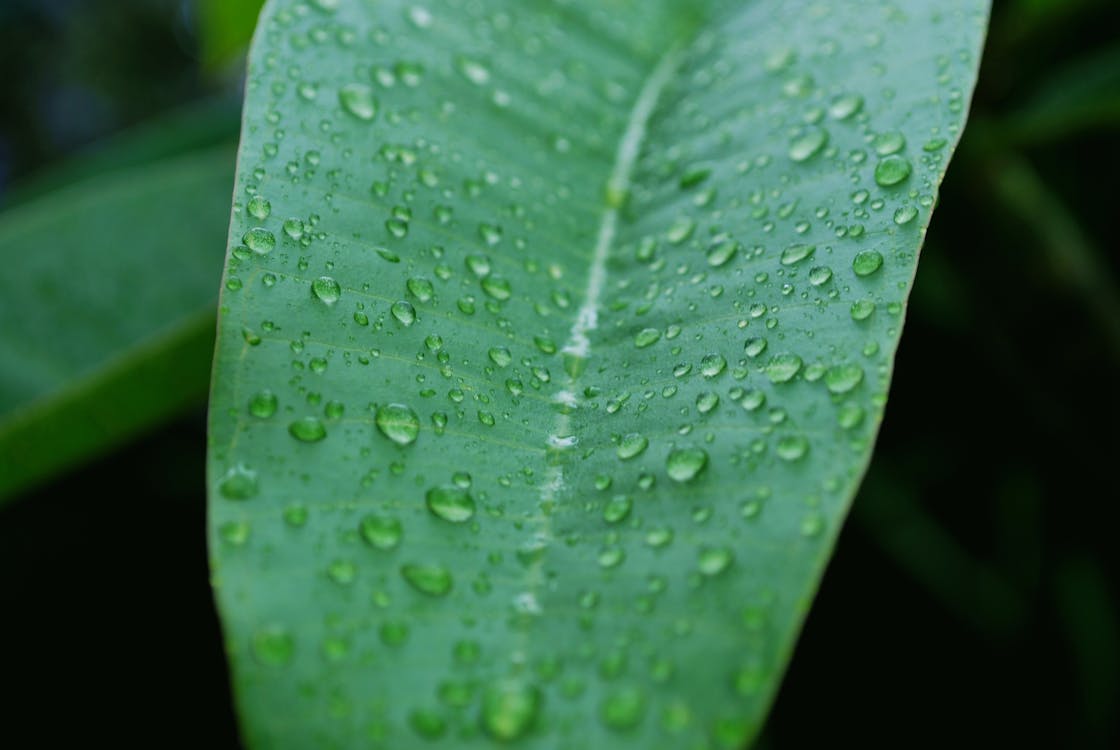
{"left": 0, "top": 0, "right": 1116, "bottom": 747}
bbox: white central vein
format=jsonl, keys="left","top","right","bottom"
{"left": 561, "top": 47, "right": 685, "bottom": 363}
{"left": 512, "top": 49, "right": 685, "bottom": 626}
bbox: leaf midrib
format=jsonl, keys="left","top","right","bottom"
{"left": 513, "top": 42, "right": 689, "bottom": 653}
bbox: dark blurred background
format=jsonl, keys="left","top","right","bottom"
{"left": 0, "top": 0, "right": 1117, "bottom": 747}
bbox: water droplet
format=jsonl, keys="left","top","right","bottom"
{"left": 289, "top": 417, "right": 327, "bottom": 442}
{"left": 666, "top": 217, "right": 695, "bottom": 244}
{"left": 603, "top": 495, "right": 633, "bottom": 524}
{"left": 824, "top": 364, "right": 864, "bottom": 394}
{"left": 218, "top": 464, "right": 259, "bottom": 500}
{"left": 407, "top": 277, "right": 434, "bottom": 302}
{"left": 243, "top": 228, "right": 275, "bottom": 254}
{"left": 850, "top": 299, "right": 875, "bottom": 320}
{"left": 893, "top": 205, "right": 918, "bottom": 225}
{"left": 481, "top": 275, "right": 512, "bottom": 300}
{"left": 339, "top": 83, "right": 377, "bottom": 121}
{"left": 788, "top": 128, "right": 828, "bottom": 162}
{"left": 808, "top": 266, "right": 833, "bottom": 286}
{"left": 311, "top": 276, "right": 341, "bottom": 305}
{"left": 375, "top": 403, "right": 421, "bottom": 445}
{"left": 666, "top": 447, "right": 708, "bottom": 483}
{"left": 700, "top": 353, "right": 727, "bottom": 378}
{"left": 360, "top": 515, "right": 403, "bottom": 550}
{"left": 617, "top": 433, "right": 648, "bottom": 460}
{"left": 780, "top": 243, "right": 816, "bottom": 265}
{"left": 874, "top": 155, "right": 912, "bottom": 186}
{"left": 776, "top": 434, "right": 809, "bottom": 461}
{"left": 249, "top": 390, "right": 277, "bottom": 418}
{"left": 247, "top": 196, "right": 271, "bottom": 220}
{"left": 852, "top": 250, "right": 884, "bottom": 276}
{"left": 828, "top": 93, "right": 863, "bottom": 120}
{"left": 698, "top": 546, "right": 733, "bottom": 576}
{"left": 706, "top": 239, "right": 739, "bottom": 267}
{"left": 696, "top": 391, "right": 720, "bottom": 414}
{"left": 401, "top": 563, "right": 453, "bottom": 597}
{"left": 766, "top": 353, "right": 803, "bottom": 384}
{"left": 489, "top": 347, "right": 512, "bottom": 367}
{"left": 872, "top": 131, "right": 906, "bottom": 155}
{"left": 480, "top": 681, "right": 541, "bottom": 741}
{"left": 251, "top": 625, "right": 294, "bottom": 666}
{"left": 391, "top": 300, "right": 417, "bottom": 325}
{"left": 327, "top": 559, "right": 357, "bottom": 585}
{"left": 634, "top": 328, "right": 661, "bottom": 349}
{"left": 426, "top": 485, "right": 476, "bottom": 523}
{"left": 600, "top": 687, "right": 646, "bottom": 732}
{"left": 743, "top": 337, "right": 768, "bottom": 358}
{"left": 456, "top": 57, "right": 490, "bottom": 85}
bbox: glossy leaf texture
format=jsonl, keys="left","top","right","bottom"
{"left": 208, "top": 1, "right": 988, "bottom": 747}
{"left": 0, "top": 146, "right": 235, "bottom": 501}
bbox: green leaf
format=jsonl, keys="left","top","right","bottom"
{"left": 0, "top": 146, "right": 234, "bottom": 502}
{"left": 208, "top": 1, "right": 989, "bottom": 747}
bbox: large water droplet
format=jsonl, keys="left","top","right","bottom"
{"left": 788, "top": 128, "right": 828, "bottom": 162}
{"left": 480, "top": 681, "right": 541, "bottom": 741}
{"left": 666, "top": 447, "right": 708, "bottom": 483}
{"left": 311, "top": 276, "right": 341, "bottom": 305}
{"left": 617, "top": 433, "right": 648, "bottom": 460}
{"left": 251, "top": 625, "right": 294, "bottom": 666}
{"left": 698, "top": 546, "right": 733, "bottom": 576}
{"left": 426, "top": 485, "right": 476, "bottom": 523}
{"left": 243, "top": 228, "right": 275, "bottom": 254}
{"left": 218, "top": 464, "right": 259, "bottom": 500}
{"left": 634, "top": 328, "right": 661, "bottom": 349}
{"left": 376, "top": 403, "right": 421, "bottom": 445}
{"left": 401, "top": 563, "right": 453, "bottom": 596}
{"left": 824, "top": 364, "right": 864, "bottom": 394}
{"left": 289, "top": 417, "right": 327, "bottom": 442}
{"left": 852, "top": 250, "right": 884, "bottom": 276}
{"left": 874, "top": 155, "right": 912, "bottom": 186}
{"left": 766, "top": 353, "right": 803, "bottom": 384}
{"left": 360, "top": 514, "right": 402, "bottom": 550}
{"left": 600, "top": 687, "right": 646, "bottom": 732}
{"left": 780, "top": 243, "right": 816, "bottom": 265}
{"left": 339, "top": 83, "right": 377, "bottom": 121}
